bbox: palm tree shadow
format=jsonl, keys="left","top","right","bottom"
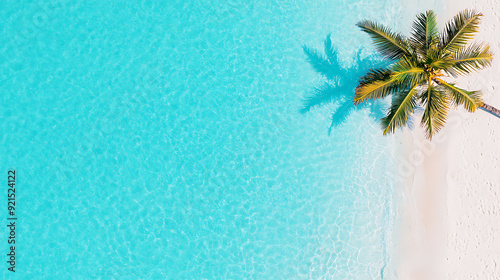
{"left": 302, "top": 34, "right": 389, "bottom": 135}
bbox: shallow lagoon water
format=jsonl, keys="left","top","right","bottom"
{"left": 2, "top": 0, "right": 407, "bottom": 278}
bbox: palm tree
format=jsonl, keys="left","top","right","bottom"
{"left": 302, "top": 35, "right": 387, "bottom": 134}
{"left": 355, "top": 9, "right": 500, "bottom": 139}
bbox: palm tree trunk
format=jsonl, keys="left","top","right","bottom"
{"left": 480, "top": 103, "right": 500, "bottom": 118}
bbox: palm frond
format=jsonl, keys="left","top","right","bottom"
{"left": 357, "top": 20, "right": 410, "bottom": 59}
{"left": 420, "top": 86, "right": 450, "bottom": 139}
{"left": 430, "top": 56, "right": 455, "bottom": 71}
{"left": 354, "top": 59, "right": 426, "bottom": 105}
{"left": 358, "top": 68, "right": 392, "bottom": 86}
{"left": 390, "top": 57, "right": 427, "bottom": 85}
{"left": 447, "top": 43, "right": 493, "bottom": 76}
{"left": 354, "top": 77, "right": 399, "bottom": 105}
{"left": 435, "top": 78, "right": 483, "bottom": 112}
{"left": 381, "top": 84, "right": 419, "bottom": 135}
{"left": 410, "top": 10, "right": 438, "bottom": 56}
{"left": 440, "top": 9, "right": 482, "bottom": 53}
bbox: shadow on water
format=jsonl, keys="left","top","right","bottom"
{"left": 301, "top": 34, "right": 389, "bottom": 135}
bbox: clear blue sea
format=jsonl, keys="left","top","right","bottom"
{"left": 0, "top": 0, "right": 424, "bottom": 279}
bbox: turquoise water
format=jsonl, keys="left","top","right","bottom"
{"left": 1, "top": 1, "right": 407, "bottom": 279}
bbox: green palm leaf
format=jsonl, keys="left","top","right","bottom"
{"left": 354, "top": 68, "right": 393, "bottom": 104}
{"left": 357, "top": 20, "right": 411, "bottom": 59}
{"left": 410, "top": 10, "right": 438, "bottom": 56}
{"left": 354, "top": 77, "right": 400, "bottom": 104}
{"left": 430, "top": 56, "right": 455, "bottom": 71}
{"left": 390, "top": 57, "right": 427, "bottom": 85}
{"left": 420, "top": 86, "right": 450, "bottom": 139}
{"left": 358, "top": 68, "right": 392, "bottom": 86}
{"left": 440, "top": 9, "right": 482, "bottom": 53}
{"left": 381, "top": 84, "right": 419, "bottom": 135}
{"left": 447, "top": 43, "right": 493, "bottom": 76}
{"left": 354, "top": 59, "right": 425, "bottom": 104}
{"left": 436, "top": 78, "right": 483, "bottom": 112}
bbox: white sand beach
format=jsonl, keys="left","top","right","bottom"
{"left": 396, "top": 1, "right": 500, "bottom": 279}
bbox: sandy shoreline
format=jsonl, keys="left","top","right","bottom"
{"left": 395, "top": 1, "right": 500, "bottom": 279}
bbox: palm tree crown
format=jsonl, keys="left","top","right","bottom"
{"left": 355, "top": 10, "right": 496, "bottom": 139}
